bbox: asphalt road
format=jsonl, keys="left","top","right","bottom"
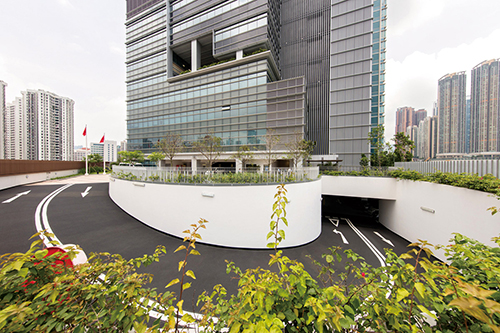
{"left": 0, "top": 179, "right": 412, "bottom": 311}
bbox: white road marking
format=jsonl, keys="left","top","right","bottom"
{"left": 2, "top": 190, "right": 31, "bottom": 203}
{"left": 373, "top": 231, "right": 395, "bottom": 247}
{"left": 329, "top": 217, "right": 339, "bottom": 227}
{"left": 344, "top": 218, "right": 386, "bottom": 267}
{"left": 333, "top": 229, "right": 349, "bottom": 244}
{"left": 81, "top": 186, "right": 92, "bottom": 198}
{"left": 35, "top": 184, "right": 73, "bottom": 246}
{"left": 34, "top": 183, "right": 204, "bottom": 329}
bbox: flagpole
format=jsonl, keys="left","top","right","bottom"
{"left": 85, "top": 125, "right": 88, "bottom": 175}
{"left": 103, "top": 134, "right": 106, "bottom": 175}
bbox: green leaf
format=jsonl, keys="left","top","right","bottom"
{"left": 174, "top": 245, "right": 186, "bottom": 253}
{"left": 189, "top": 249, "right": 201, "bottom": 256}
{"left": 165, "top": 278, "right": 180, "bottom": 288}
{"left": 229, "top": 322, "right": 241, "bottom": 333}
{"left": 178, "top": 260, "right": 185, "bottom": 271}
{"left": 185, "top": 270, "right": 196, "bottom": 280}
{"left": 396, "top": 288, "right": 410, "bottom": 302}
{"left": 181, "top": 313, "right": 195, "bottom": 323}
{"left": 415, "top": 282, "right": 426, "bottom": 299}
{"left": 417, "top": 305, "right": 436, "bottom": 319}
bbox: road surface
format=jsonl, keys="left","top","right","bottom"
{"left": 0, "top": 175, "right": 412, "bottom": 311}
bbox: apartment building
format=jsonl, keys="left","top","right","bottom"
{"left": 437, "top": 72, "right": 467, "bottom": 154}
{"left": 470, "top": 59, "right": 500, "bottom": 153}
{"left": 2, "top": 87, "right": 75, "bottom": 161}
{"left": 0, "top": 81, "right": 6, "bottom": 159}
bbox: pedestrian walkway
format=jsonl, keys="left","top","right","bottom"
{"left": 32, "top": 173, "right": 110, "bottom": 185}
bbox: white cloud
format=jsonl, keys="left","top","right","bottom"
{"left": 389, "top": 0, "right": 447, "bottom": 37}
{"left": 56, "top": 0, "right": 75, "bottom": 9}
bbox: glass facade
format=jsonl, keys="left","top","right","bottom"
{"left": 125, "top": 0, "right": 385, "bottom": 165}
{"left": 125, "top": 0, "right": 305, "bottom": 154}
{"left": 371, "top": 0, "right": 387, "bottom": 153}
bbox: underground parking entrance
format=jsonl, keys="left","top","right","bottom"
{"left": 321, "top": 195, "right": 380, "bottom": 224}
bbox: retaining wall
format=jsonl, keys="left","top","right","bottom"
{"left": 109, "top": 178, "right": 322, "bottom": 249}
{"left": 322, "top": 176, "right": 500, "bottom": 261}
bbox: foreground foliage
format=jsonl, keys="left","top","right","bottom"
{"left": 2, "top": 185, "right": 500, "bottom": 332}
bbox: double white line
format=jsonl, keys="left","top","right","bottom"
{"left": 35, "top": 184, "right": 74, "bottom": 246}
{"left": 344, "top": 218, "right": 386, "bottom": 267}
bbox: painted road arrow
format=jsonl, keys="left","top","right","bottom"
{"left": 374, "top": 231, "right": 394, "bottom": 247}
{"left": 81, "top": 186, "right": 92, "bottom": 198}
{"left": 2, "top": 190, "right": 31, "bottom": 204}
{"left": 333, "top": 229, "right": 349, "bottom": 244}
{"left": 329, "top": 217, "right": 339, "bottom": 227}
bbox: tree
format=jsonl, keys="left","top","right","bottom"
{"left": 231, "top": 145, "right": 254, "bottom": 172}
{"left": 392, "top": 132, "right": 415, "bottom": 162}
{"left": 148, "top": 152, "right": 165, "bottom": 168}
{"left": 156, "top": 133, "right": 183, "bottom": 167}
{"left": 83, "top": 153, "right": 102, "bottom": 164}
{"left": 192, "top": 133, "right": 222, "bottom": 171}
{"left": 83, "top": 154, "right": 103, "bottom": 173}
{"left": 368, "top": 124, "right": 385, "bottom": 167}
{"left": 285, "top": 133, "right": 316, "bottom": 169}
{"left": 263, "top": 129, "right": 281, "bottom": 171}
{"left": 359, "top": 153, "right": 369, "bottom": 168}
{"left": 118, "top": 151, "right": 145, "bottom": 165}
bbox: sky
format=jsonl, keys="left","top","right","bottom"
{"left": 1, "top": 0, "right": 500, "bottom": 147}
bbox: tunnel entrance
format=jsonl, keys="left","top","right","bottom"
{"left": 322, "top": 195, "right": 379, "bottom": 222}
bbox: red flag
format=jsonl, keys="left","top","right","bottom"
{"left": 100, "top": 134, "right": 105, "bottom": 143}
{"left": 82, "top": 126, "right": 87, "bottom": 136}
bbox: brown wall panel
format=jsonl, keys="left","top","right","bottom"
{"left": 0, "top": 160, "right": 85, "bottom": 177}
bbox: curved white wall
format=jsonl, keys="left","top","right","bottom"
{"left": 322, "top": 176, "right": 500, "bottom": 261}
{"left": 109, "top": 179, "right": 322, "bottom": 249}
{"left": 0, "top": 169, "right": 79, "bottom": 190}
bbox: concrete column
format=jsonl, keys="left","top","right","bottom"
{"left": 235, "top": 159, "right": 242, "bottom": 173}
{"left": 236, "top": 50, "right": 243, "bottom": 60}
{"left": 166, "top": 48, "right": 173, "bottom": 78}
{"left": 191, "top": 40, "right": 201, "bottom": 72}
{"left": 191, "top": 156, "right": 197, "bottom": 173}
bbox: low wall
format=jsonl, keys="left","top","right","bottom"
{"left": 0, "top": 169, "right": 80, "bottom": 190}
{"left": 109, "top": 178, "right": 322, "bottom": 249}
{"left": 379, "top": 180, "right": 500, "bottom": 261}
{"left": 322, "top": 176, "right": 500, "bottom": 261}
{"left": 0, "top": 160, "right": 85, "bottom": 176}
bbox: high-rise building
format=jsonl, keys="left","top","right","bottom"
{"left": 6, "top": 89, "right": 75, "bottom": 161}
{"left": 437, "top": 72, "right": 467, "bottom": 154}
{"left": 470, "top": 59, "right": 500, "bottom": 153}
{"left": 371, "top": 0, "right": 387, "bottom": 132}
{"left": 413, "top": 109, "right": 427, "bottom": 127}
{"left": 0, "top": 80, "right": 6, "bottom": 159}
{"left": 4, "top": 103, "right": 16, "bottom": 159}
{"left": 465, "top": 96, "right": 471, "bottom": 154}
{"left": 395, "top": 106, "right": 414, "bottom": 134}
{"left": 415, "top": 116, "right": 437, "bottom": 160}
{"left": 125, "top": 0, "right": 386, "bottom": 166}
{"left": 118, "top": 140, "right": 127, "bottom": 152}
{"left": 104, "top": 140, "right": 118, "bottom": 162}
{"left": 91, "top": 142, "right": 104, "bottom": 157}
